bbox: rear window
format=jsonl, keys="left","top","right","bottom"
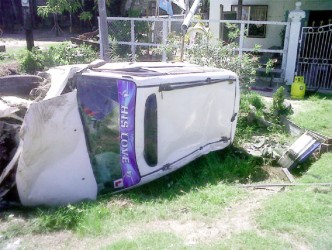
{"left": 144, "top": 94, "right": 158, "bottom": 166}
{"left": 76, "top": 76, "right": 141, "bottom": 191}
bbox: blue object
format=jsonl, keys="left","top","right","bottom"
{"left": 159, "top": 0, "right": 173, "bottom": 16}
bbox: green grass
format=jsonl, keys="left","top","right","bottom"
{"left": 33, "top": 148, "right": 266, "bottom": 235}
{"left": 103, "top": 232, "right": 184, "bottom": 250}
{"left": 35, "top": 182, "right": 245, "bottom": 236}
{"left": 0, "top": 51, "right": 16, "bottom": 65}
{"left": 1, "top": 145, "right": 267, "bottom": 244}
{"left": 289, "top": 93, "right": 332, "bottom": 137}
{"left": 195, "top": 231, "right": 292, "bottom": 250}
{"left": 236, "top": 91, "right": 289, "bottom": 142}
{"left": 102, "top": 231, "right": 291, "bottom": 250}
{"left": 299, "top": 153, "right": 332, "bottom": 183}
{"left": 100, "top": 229, "right": 292, "bottom": 250}
{"left": 257, "top": 153, "right": 332, "bottom": 249}
{"left": 2, "top": 92, "right": 331, "bottom": 249}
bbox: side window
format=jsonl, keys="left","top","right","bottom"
{"left": 144, "top": 94, "right": 158, "bottom": 166}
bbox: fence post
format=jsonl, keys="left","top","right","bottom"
{"left": 239, "top": 22, "right": 245, "bottom": 58}
{"left": 162, "top": 19, "right": 168, "bottom": 62}
{"left": 285, "top": 1, "right": 305, "bottom": 85}
{"left": 281, "top": 22, "right": 290, "bottom": 79}
{"left": 97, "top": 0, "right": 110, "bottom": 61}
{"left": 131, "top": 20, "right": 135, "bottom": 62}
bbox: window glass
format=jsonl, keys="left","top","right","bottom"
{"left": 231, "top": 5, "right": 268, "bottom": 38}
{"left": 144, "top": 94, "right": 158, "bottom": 166}
{"left": 76, "top": 76, "right": 122, "bottom": 192}
{"left": 76, "top": 77, "right": 141, "bottom": 191}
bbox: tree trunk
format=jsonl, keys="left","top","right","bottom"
{"left": 237, "top": 0, "right": 243, "bottom": 20}
{"left": 120, "top": 0, "right": 127, "bottom": 16}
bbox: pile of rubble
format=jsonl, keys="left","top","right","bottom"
{"left": 0, "top": 73, "right": 50, "bottom": 203}
{"left": 242, "top": 135, "right": 288, "bottom": 159}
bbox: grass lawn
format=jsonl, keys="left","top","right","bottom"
{"left": 257, "top": 153, "right": 332, "bottom": 250}
{"left": 289, "top": 93, "right": 332, "bottom": 137}
{"left": 1, "top": 90, "right": 331, "bottom": 249}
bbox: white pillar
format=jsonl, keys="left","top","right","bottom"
{"left": 285, "top": 1, "right": 305, "bottom": 85}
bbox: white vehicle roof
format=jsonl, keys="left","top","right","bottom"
{"left": 81, "top": 61, "right": 237, "bottom": 86}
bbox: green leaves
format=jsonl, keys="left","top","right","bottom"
{"left": 271, "top": 86, "right": 292, "bottom": 117}
{"left": 18, "top": 43, "right": 98, "bottom": 74}
{"left": 37, "top": 0, "right": 81, "bottom": 16}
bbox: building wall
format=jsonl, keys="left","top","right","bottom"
{"left": 209, "top": 0, "right": 332, "bottom": 49}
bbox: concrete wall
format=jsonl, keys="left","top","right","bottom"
{"left": 209, "top": 0, "right": 332, "bottom": 49}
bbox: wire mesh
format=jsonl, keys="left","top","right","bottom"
{"left": 103, "top": 17, "right": 289, "bottom": 82}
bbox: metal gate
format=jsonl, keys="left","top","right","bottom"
{"left": 296, "top": 24, "right": 332, "bottom": 90}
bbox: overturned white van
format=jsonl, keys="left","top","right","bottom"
{"left": 15, "top": 62, "right": 240, "bottom": 206}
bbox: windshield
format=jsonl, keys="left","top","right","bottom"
{"left": 76, "top": 76, "right": 140, "bottom": 192}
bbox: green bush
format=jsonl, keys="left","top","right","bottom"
{"left": 18, "top": 43, "right": 98, "bottom": 74}
{"left": 186, "top": 41, "right": 259, "bottom": 88}
{"left": 240, "top": 91, "right": 265, "bottom": 113}
{"left": 185, "top": 24, "right": 260, "bottom": 88}
{"left": 44, "top": 42, "right": 98, "bottom": 67}
{"left": 18, "top": 48, "right": 45, "bottom": 74}
{"left": 271, "top": 86, "right": 292, "bottom": 117}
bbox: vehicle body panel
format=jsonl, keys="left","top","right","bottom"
{"left": 14, "top": 62, "right": 239, "bottom": 206}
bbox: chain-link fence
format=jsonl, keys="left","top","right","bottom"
{"left": 102, "top": 16, "right": 290, "bottom": 80}
{"left": 106, "top": 16, "right": 186, "bottom": 61}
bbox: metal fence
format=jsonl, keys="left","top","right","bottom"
{"left": 101, "top": 16, "right": 290, "bottom": 80}
{"left": 296, "top": 24, "right": 332, "bottom": 90}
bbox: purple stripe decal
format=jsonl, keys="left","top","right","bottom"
{"left": 117, "top": 80, "right": 140, "bottom": 188}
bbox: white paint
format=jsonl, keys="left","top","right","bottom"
{"left": 209, "top": 0, "right": 331, "bottom": 49}
{"left": 209, "top": 0, "right": 294, "bottom": 48}
{"left": 285, "top": 2, "right": 305, "bottom": 84}
{"left": 133, "top": 65, "right": 239, "bottom": 178}
{"left": 16, "top": 62, "right": 239, "bottom": 206}
{"left": 44, "top": 65, "right": 85, "bottom": 100}
{"left": 16, "top": 92, "right": 97, "bottom": 206}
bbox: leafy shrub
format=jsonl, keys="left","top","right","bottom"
{"left": 44, "top": 42, "right": 98, "bottom": 67}
{"left": 108, "top": 36, "right": 128, "bottom": 61}
{"left": 18, "top": 43, "right": 98, "bottom": 74}
{"left": 271, "top": 86, "right": 292, "bottom": 117}
{"left": 236, "top": 92, "right": 266, "bottom": 140}
{"left": 167, "top": 23, "right": 260, "bottom": 88}
{"left": 18, "top": 48, "right": 45, "bottom": 74}
{"left": 186, "top": 40, "right": 259, "bottom": 88}
{"left": 240, "top": 91, "right": 265, "bottom": 113}
{"left": 151, "top": 31, "right": 182, "bottom": 61}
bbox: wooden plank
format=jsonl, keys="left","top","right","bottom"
{"left": 282, "top": 168, "right": 295, "bottom": 183}
{"left": 70, "top": 37, "right": 99, "bottom": 50}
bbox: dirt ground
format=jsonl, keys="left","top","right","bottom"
{"left": 0, "top": 188, "right": 284, "bottom": 250}
{"left": 0, "top": 29, "right": 74, "bottom": 52}
{"left": 0, "top": 30, "right": 75, "bottom": 76}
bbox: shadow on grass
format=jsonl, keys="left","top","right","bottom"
{"left": 289, "top": 155, "right": 318, "bottom": 177}
{"left": 305, "top": 90, "right": 332, "bottom": 100}
{"left": 0, "top": 146, "right": 269, "bottom": 233}
{"left": 101, "top": 146, "right": 269, "bottom": 203}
